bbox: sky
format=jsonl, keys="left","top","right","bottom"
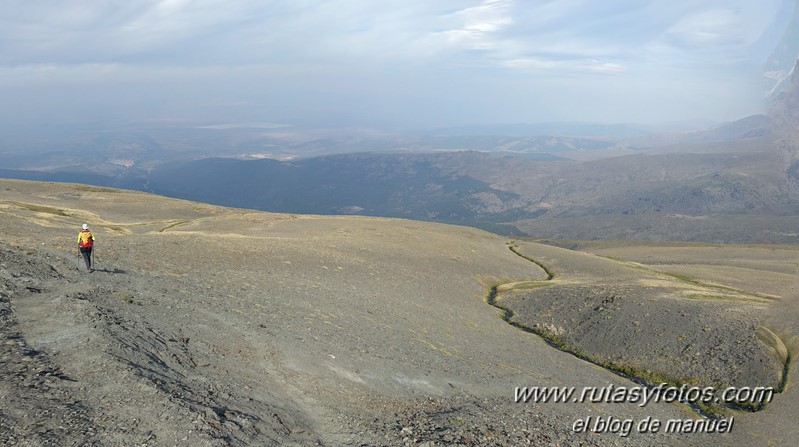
{"left": 0, "top": 0, "right": 795, "bottom": 131}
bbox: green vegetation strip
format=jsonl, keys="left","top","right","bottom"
{"left": 593, "top": 253, "right": 778, "bottom": 301}
{"left": 5, "top": 201, "right": 69, "bottom": 216}
{"left": 779, "top": 353, "right": 792, "bottom": 394}
{"left": 489, "top": 242, "right": 785, "bottom": 417}
{"left": 158, "top": 220, "right": 190, "bottom": 232}
{"left": 507, "top": 243, "right": 554, "bottom": 280}
{"left": 660, "top": 272, "right": 777, "bottom": 301}
{"left": 484, "top": 283, "right": 720, "bottom": 414}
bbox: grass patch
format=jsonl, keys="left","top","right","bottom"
{"left": 507, "top": 242, "right": 555, "bottom": 280}
{"left": 114, "top": 291, "right": 141, "bottom": 305}
{"left": 103, "top": 225, "right": 129, "bottom": 235}
{"left": 663, "top": 272, "right": 705, "bottom": 287}
{"left": 662, "top": 271, "right": 777, "bottom": 301}
{"left": 686, "top": 293, "right": 760, "bottom": 303}
{"left": 71, "top": 184, "right": 121, "bottom": 193}
{"left": 476, "top": 275, "right": 532, "bottom": 290}
{"left": 496, "top": 281, "right": 553, "bottom": 293}
{"left": 158, "top": 220, "right": 189, "bottom": 232}
{"left": 6, "top": 201, "right": 69, "bottom": 216}
{"left": 591, "top": 253, "right": 780, "bottom": 301}
{"left": 757, "top": 326, "right": 790, "bottom": 365}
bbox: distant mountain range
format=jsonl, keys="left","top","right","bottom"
{"left": 429, "top": 122, "right": 654, "bottom": 138}
{"left": 1, "top": 98, "right": 797, "bottom": 243}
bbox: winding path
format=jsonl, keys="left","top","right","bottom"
{"left": 487, "top": 241, "right": 790, "bottom": 417}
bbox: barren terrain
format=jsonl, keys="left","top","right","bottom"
{"left": 1, "top": 179, "right": 797, "bottom": 446}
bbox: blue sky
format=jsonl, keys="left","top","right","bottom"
{"left": 0, "top": 0, "right": 794, "bottom": 130}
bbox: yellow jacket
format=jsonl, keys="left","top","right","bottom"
{"left": 78, "top": 230, "right": 95, "bottom": 248}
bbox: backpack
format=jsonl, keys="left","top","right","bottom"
{"left": 79, "top": 230, "right": 94, "bottom": 248}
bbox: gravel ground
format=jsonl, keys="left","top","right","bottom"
{"left": 1, "top": 179, "right": 796, "bottom": 446}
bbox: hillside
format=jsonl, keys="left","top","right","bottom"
{"left": 27, "top": 138, "right": 790, "bottom": 243}
{"left": 1, "top": 112, "right": 795, "bottom": 244}
{"left": 1, "top": 179, "right": 797, "bottom": 446}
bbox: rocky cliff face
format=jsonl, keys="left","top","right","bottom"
{"left": 770, "top": 57, "right": 799, "bottom": 139}
{"left": 765, "top": 0, "right": 799, "bottom": 175}
{"left": 769, "top": 57, "right": 799, "bottom": 190}
{"left": 764, "top": 0, "right": 799, "bottom": 100}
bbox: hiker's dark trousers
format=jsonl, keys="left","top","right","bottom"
{"left": 80, "top": 247, "right": 93, "bottom": 270}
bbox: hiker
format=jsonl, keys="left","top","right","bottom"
{"left": 78, "top": 223, "right": 95, "bottom": 271}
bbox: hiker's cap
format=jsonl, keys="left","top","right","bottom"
{"left": 82, "top": 223, "right": 89, "bottom": 230}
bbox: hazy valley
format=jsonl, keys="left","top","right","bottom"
{"left": 4, "top": 57, "right": 798, "bottom": 245}
{"left": 1, "top": 108, "right": 797, "bottom": 243}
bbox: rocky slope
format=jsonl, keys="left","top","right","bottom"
{"left": 1, "top": 179, "right": 797, "bottom": 446}
{"left": 771, "top": 57, "right": 799, "bottom": 145}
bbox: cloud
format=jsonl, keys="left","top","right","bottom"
{"left": 501, "top": 58, "right": 625, "bottom": 74}
{"left": 0, "top": 0, "right": 790, "bottom": 127}
{"left": 438, "top": 0, "right": 514, "bottom": 49}
{"left": 664, "top": 9, "right": 745, "bottom": 47}
{"left": 1, "top": 1, "right": 779, "bottom": 69}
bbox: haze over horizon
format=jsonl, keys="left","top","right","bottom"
{"left": 1, "top": 0, "right": 796, "bottom": 133}
{"left": 3, "top": 5, "right": 799, "bottom": 445}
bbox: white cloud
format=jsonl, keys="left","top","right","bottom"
{"left": 664, "top": 9, "right": 744, "bottom": 47}
{"left": 501, "top": 58, "right": 625, "bottom": 74}
{"left": 448, "top": 0, "right": 514, "bottom": 34}
{"left": 0, "top": 0, "right": 790, "bottom": 127}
